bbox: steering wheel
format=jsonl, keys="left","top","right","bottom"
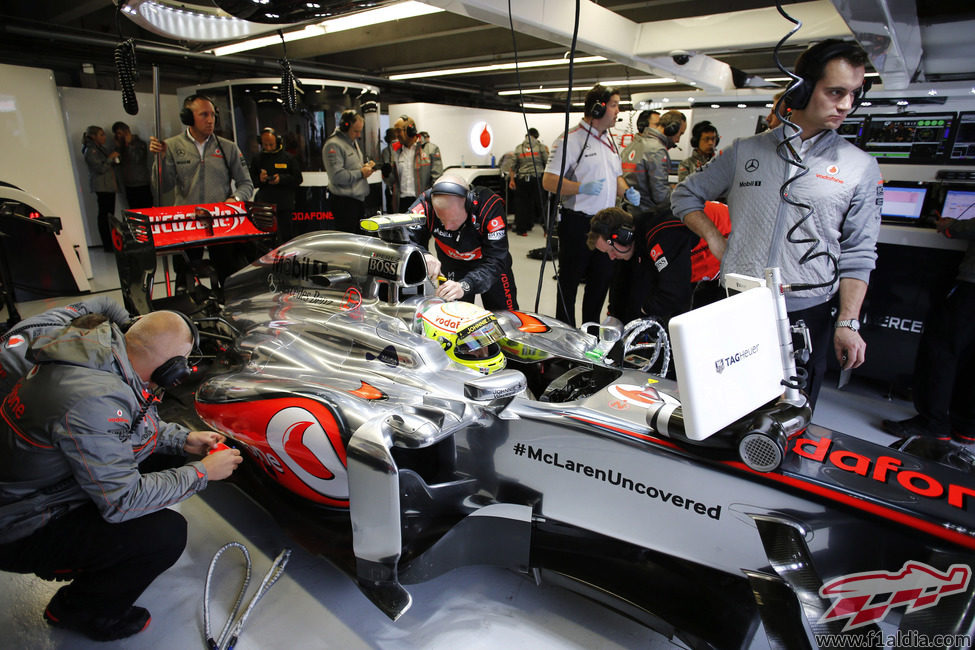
{"left": 621, "top": 318, "right": 670, "bottom": 375}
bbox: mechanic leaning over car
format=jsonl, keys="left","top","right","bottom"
{"left": 589, "top": 203, "right": 730, "bottom": 328}
{"left": 0, "top": 309, "right": 242, "bottom": 642}
{"left": 671, "top": 39, "right": 882, "bottom": 412}
{"left": 408, "top": 174, "right": 519, "bottom": 311}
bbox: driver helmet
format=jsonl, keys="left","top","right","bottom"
{"left": 419, "top": 301, "right": 506, "bottom": 374}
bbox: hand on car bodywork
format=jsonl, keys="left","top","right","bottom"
{"left": 201, "top": 447, "right": 242, "bottom": 481}
{"left": 184, "top": 430, "right": 226, "bottom": 455}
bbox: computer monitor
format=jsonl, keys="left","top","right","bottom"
{"left": 881, "top": 184, "right": 928, "bottom": 221}
{"left": 837, "top": 115, "right": 869, "bottom": 147}
{"left": 941, "top": 189, "right": 975, "bottom": 221}
{"left": 862, "top": 112, "right": 956, "bottom": 163}
{"left": 948, "top": 111, "right": 975, "bottom": 163}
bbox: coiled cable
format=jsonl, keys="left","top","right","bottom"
{"left": 203, "top": 542, "right": 292, "bottom": 650}
{"left": 278, "top": 30, "right": 298, "bottom": 114}
{"left": 115, "top": 38, "right": 139, "bottom": 115}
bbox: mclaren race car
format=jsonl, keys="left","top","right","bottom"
{"left": 175, "top": 219, "right": 975, "bottom": 650}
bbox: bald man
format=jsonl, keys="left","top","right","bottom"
{"left": 0, "top": 308, "right": 241, "bottom": 642}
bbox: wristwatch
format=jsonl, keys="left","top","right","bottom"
{"left": 460, "top": 280, "right": 471, "bottom": 294}
{"left": 835, "top": 319, "right": 860, "bottom": 332}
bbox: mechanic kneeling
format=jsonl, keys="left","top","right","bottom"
{"left": 0, "top": 310, "right": 242, "bottom": 642}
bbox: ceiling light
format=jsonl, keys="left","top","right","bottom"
{"left": 209, "top": 1, "right": 443, "bottom": 56}
{"left": 897, "top": 100, "right": 909, "bottom": 106}
{"left": 928, "top": 89, "right": 938, "bottom": 96}
{"left": 390, "top": 56, "right": 605, "bottom": 81}
{"left": 860, "top": 101, "right": 872, "bottom": 106}
{"left": 737, "top": 103, "right": 747, "bottom": 108}
{"left": 521, "top": 102, "right": 551, "bottom": 110}
{"left": 498, "top": 77, "right": 674, "bottom": 96}
{"left": 711, "top": 104, "right": 720, "bottom": 109}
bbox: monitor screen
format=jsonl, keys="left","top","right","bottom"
{"left": 881, "top": 185, "right": 927, "bottom": 219}
{"left": 942, "top": 189, "right": 975, "bottom": 221}
{"left": 862, "top": 113, "right": 956, "bottom": 163}
{"left": 837, "top": 115, "right": 868, "bottom": 146}
{"left": 949, "top": 112, "right": 975, "bottom": 163}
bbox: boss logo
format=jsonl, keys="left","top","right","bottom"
{"left": 368, "top": 255, "right": 399, "bottom": 279}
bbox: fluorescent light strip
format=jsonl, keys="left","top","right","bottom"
{"left": 765, "top": 72, "right": 881, "bottom": 82}
{"left": 521, "top": 103, "right": 552, "bottom": 110}
{"left": 209, "top": 1, "right": 443, "bottom": 56}
{"left": 389, "top": 56, "right": 606, "bottom": 80}
{"left": 500, "top": 78, "right": 675, "bottom": 96}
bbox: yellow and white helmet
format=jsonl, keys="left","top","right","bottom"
{"left": 419, "top": 301, "right": 506, "bottom": 374}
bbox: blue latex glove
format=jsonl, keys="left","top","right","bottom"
{"left": 577, "top": 179, "right": 605, "bottom": 196}
{"left": 624, "top": 187, "right": 641, "bottom": 206}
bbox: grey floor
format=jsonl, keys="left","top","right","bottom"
{"left": 0, "top": 227, "right": 915, "bottom": 649}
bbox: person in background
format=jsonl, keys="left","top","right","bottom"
{"left": 621, "top": 110, "right": 687, "bottom": 217}
{"left": 509, "top": 127, "right": 549, "bottom": 236}
{"left": 384, "top": 115, "right": 443, "bottom": 213}
{"left": 323, "top": 110, "right": 374, "bottom": 233}
{"left": 677, "top": 121, "right": 720, "bottom": 182}
{"left": 672, "top": 39, "right": 881, "bottom": 413}
{"left": 883, "top": 215, "right": 975, "bottom": 444}
{"left": 82, "top": 125, "right": 119, "bottom": 252}
{"left": 111, "top": 122, "right": 153, "bottom": 210}
{"left": 149, "top": 94, "right": 254, "bottom": 287}
{"left": 542, "top": 84, "right": 640, "bottom": 328}
{"left": 251, "top": 127, "right": 303, "bottom": 244}
{"left": 379, "top": 127, "right": 399, "bottom": 213}
{"left": 419, "top": 131, "right": 431, "bottom": 146}
{"left": 0, "top": 310, "right": 242, "bottom": 642}
{"left": 408, "top": 174, "right": 518, "bottom": 311}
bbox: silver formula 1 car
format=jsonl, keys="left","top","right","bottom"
{"left": 176, "top": 218, "right": 975, "bottom": 650}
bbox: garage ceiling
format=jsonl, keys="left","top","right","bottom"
{"left": 1, "top": 0, "right": 973, "bottom": 111}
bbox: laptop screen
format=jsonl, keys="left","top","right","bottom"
{"left": 881, "top": 185, "right": 927, "bottom": 220}
{"left": 942, "top": 189, "right": 975, "bottom": 221}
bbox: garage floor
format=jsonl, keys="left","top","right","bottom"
{"left": 0, "top": 226, "right": 914, "bottom": 649}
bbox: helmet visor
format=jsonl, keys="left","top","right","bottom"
{"left": 455, "top": 316, "right": 504, "bottom": 357}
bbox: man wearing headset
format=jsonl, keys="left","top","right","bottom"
{"left": 0, "top": 309, "right": 241, "bottom": 642}
{"left": 323, "top": 110, "right": 374, "bottom": 233}
{"left": 384, "top": 115, "right": 443, "bottom": 213}
{"left": 588, "top": 204, "right": 729, "bottom": 327}
{"left": 621, "top": 110, "right": 687, "bottom": 217}
{"left": 407, "top": 174, "right": 518, "bottom": 311}
{"left": 672, "top": 39, "right": 882, "bottom": 412}
{"left": 542, "top": 84, "right": 641, "bottom": 329}
{"left": 677, "top": 121, "right": 720, "bottom": 182}
{"left": 252, "top": 127, "right": 303, "bottom": 243}
{"left": 149, "top": 95, "right": 255, "bottom": 287}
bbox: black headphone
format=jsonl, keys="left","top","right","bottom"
{"left": 261, "top": 127, "right": 282, "bottom": 149}
{"left": 636, "top": 110, "right": 656, "bottom": 134}
{"left": 399, "top": 115, "right": 418, "bottom": 139}
{"left": 660, "top": 113, "right": 684, "bottom": 138}
{"left": 431, "top": 178, "right": 477, "bottom": 215}
{"left": 690, "top": 121, "right": 720, "bottom": 149}
{"left": 586, "top": 85, "right": 615, "bottom": 120}
{"left": 180, "top": 94, "right": 218, "bottom": 127}
{"left": 785, "top": 39, "right": 871, "bottom": 111}
{"left": 150, "top": 311, "right": 200, "bottom": 389}
{"left": 591, "top": 219, "right": 635, "bottom": 247}
{"left": 339, "top": 110, "right": 359, "bottom": 133}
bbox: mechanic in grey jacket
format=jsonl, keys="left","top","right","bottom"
{"left": 324, "top": 109, "right": 376, "bottom": 233}
{"left": 671, "top": 39, "right": 881, "bottom": 411}
{"left": 150, "top": 94, "right": 255, "bottom": 287}
{"left": 0, "top": 310, "right": 241, "bottom": 641}
{"left": 621, "top": 110, "right": 686, "bottom": 216}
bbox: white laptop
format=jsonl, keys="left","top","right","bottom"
{"left": 668, "top": 287, "right": 785, "bottom": 441}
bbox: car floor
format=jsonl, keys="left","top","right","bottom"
{"left": 0, "top": 228, "right": 914, "bottom": 649}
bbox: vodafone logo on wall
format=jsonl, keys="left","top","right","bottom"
{"left": 470, "top": 121, "right": 494, "bottom": 156}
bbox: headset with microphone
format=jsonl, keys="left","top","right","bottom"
{"left": 398, "top": 115, "right": 418, "bottom": 139}
{"left": 260, "top": 127, "right": 283, "bottom": 150}
{"left": 179, "top": 94, "right": 218, "bottom": 127}
{"left": 431, "top": 178, "right": 477, "bottom": 215}
{"left": 150, "top": 311, "right": 200, "bottom": 389}
{"left": 590, "top": 218, "right": 635, "bottom": 248}
{"left": 339, "top": 110, "right": 359, "bottom": 133}
{"left": 784, "top": 39, "right": 872, "bottom": 112}
{"left": 586, "top": 85, "right": 615, "bottom": 120}
{"left": 690, "top": 121, "right": 720, "bottom": 149}
{"left": 659, "top": 112, "right": 684, "bottom": 139}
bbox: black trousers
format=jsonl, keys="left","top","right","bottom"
{"left": 329, "top": 194, "right": 366, "bottom": 234}
{"left": 788, "top": 301, "right": 833, "bottom": 414}
{"left": 0, "top": 503, "right": 187, "bottom": 617}
{"left": 124, "top": 185, "right": 153, "bottom": 210}
{"left": 556, "top": 209, "right": 613, "bottom": 328}
{"left": 95, "top": 191, "right": 115, "bottom": 251}
{"left": 514, "top": 177, "right": 543, "bottom": 234}
{"left": 913, "top": 281, "right": 975, "bottom": 435}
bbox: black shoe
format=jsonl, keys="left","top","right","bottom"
{"left": 881, "top": 416, "right": 949, "bottom": 439}
{"left": 45, "top": 590, "right": 151, "bottom": 641}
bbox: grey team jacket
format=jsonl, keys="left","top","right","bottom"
{"left": 671, "top": 126, "right": 882, "bottom": 311}
{"left": 383, "top": 141, "right": 444, "bottom": 212}
{"left": 323, "top": 129, "right": 370, "bottom": 201}
{"left": 621, "top": 130, "right": 673, "bottom": 214}
{"left": 0, "top": 321, "right": 206, "bottom": 543}
{"left": 512, "top": 137, "right": 549, "bottom": 179}
{"left": 152, "top": 131, "right": 254, "bottom": 205}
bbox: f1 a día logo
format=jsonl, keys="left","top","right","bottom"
{"left": 819, "top": 561, "right": 971, "bottom": 631}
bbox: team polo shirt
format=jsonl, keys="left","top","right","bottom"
{"left": 545, "top": 120, "right": 622, "bottom": 216}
